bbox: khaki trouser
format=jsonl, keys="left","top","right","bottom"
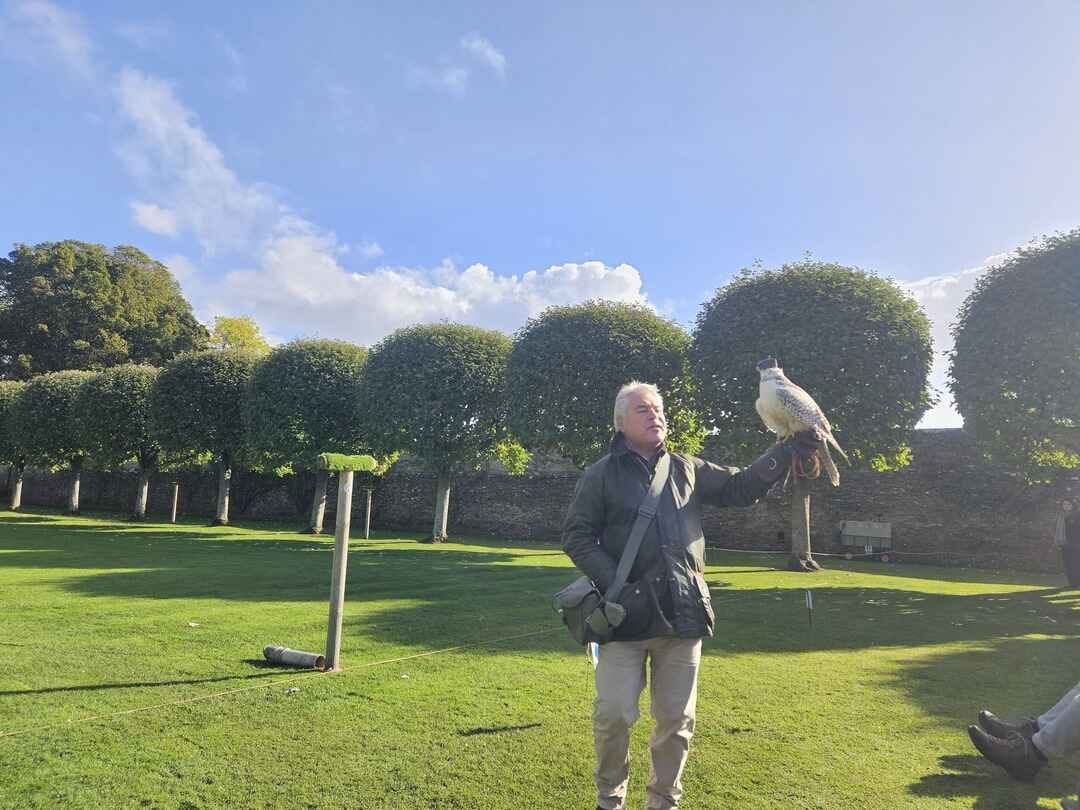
{"left": 594, "top": 636, "right": 702, "bottom": 810}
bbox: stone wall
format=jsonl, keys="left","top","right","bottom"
{"left": 9, "top": 429, "right": 1079, "bottom": 572}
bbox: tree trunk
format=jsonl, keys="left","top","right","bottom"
{"left": 309, "top": 470, "right": 329, "bottom": 534}
{"left": 170, "top": 481, "right": 180, "bottom": 523}
{"left": 363, "top": 488, "right": 372, "bottom": 540}
{"left": 213, "top": 459, "right": 232, "bottom": 526}
{"left": 133, "top": 466, "right": 151, "bottom": 519}
{"left": 68, "top": 457, "right": 83, "bottom": 515}
{"left": 9, "top": 463, "right": 24, "bottom": 511}
{"left": 789, "top": 470, "right": 821, "bottom": 572}
{"left": 431, "top": 470, "right": 451, "bottom": 542}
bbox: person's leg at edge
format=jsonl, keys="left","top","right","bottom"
{"left": 595, "top": 640, "right": 649, "bottom": 810}
{"left": 1034, "top": 680, "right": 1080, "bottom": 759}
{"left": 645, "top": 637, "right": 702, "bottom": 810}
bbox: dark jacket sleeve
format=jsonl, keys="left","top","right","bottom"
{"left": 561, "top": 462, "right": 618, "bottom": 591}
{"left": 691, "top": 456, "right": 775, "bottom": 509}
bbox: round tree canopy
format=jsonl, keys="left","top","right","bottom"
{"left": 8, "top": 369, "right": 98, "bottom": 469}
{"left": 360, "top": 323, "right": 512, "bottom": 473}
{"left": 950, "top": 229, "right": 1080, "bottom": 480}
{"left": 0, "top": 380, "right": 26, "bottom": 465}
{"left": 691, "top": 260, "right": 933, "bottom": 468}
{"left": 507, "top": 300, "right": 702, "bottom": 467}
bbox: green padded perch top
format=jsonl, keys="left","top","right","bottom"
{"left": 316, "top": 453, "right": 377, "bottom": 472}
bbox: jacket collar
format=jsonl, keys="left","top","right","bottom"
{"left": 610, "top": 431, "right": 667, "bottom": 463}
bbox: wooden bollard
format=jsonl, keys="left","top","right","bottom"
{"left": 317, "top": 453, "right": 376, "bottom": 672}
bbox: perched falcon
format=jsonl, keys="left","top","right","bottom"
{"left": 755, "top": 357, "right": 849, "bottom": 485}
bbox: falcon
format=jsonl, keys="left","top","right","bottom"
{"left": 755, "top": 357, "right": 849, "bottom": 485}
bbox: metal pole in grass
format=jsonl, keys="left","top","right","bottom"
{"left": 320, "top": 453, "right": 377, "bottom": 672}
{"left": 170, "top": 480, "right": 180, "bottom": 523}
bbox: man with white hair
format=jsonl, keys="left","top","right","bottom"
{"left": 563, "top": 380, "right": 822, "bottom": 810}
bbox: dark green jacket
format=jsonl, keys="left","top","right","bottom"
{"left": 562, "top": 432, "right": 776, "bottom": 641}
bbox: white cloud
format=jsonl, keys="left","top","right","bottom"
{"left": 114, "top": 68, "right": 281, "bottom": 256}
{"left": 359, "top": 240, "right": 384, "bottom": 259}
{"left": 407, "top": 64, "right": 469, "bottom": 96}
{"left": 221, "top": 251, "right": 649, "bottom": 345}
{"left": 1, "top": 0, "right": 97, "bottom": 80}
{"left": 900, "top": 253, "right": 1010, "bottom": 429}
{"left": 163, "top": 254, "right": 198, "bottom": 282}
{"left": 460, "top": 33, "right": 506, "bottom": 77}
{"left": 131, "top": 200, "right": 179, "bottom": 236}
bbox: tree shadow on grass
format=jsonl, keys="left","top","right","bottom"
{"left": 6, "top": 509, "right": 1080, "bottom": 662}
{"left": 894, "top": 636, "right": 1080, "bottom": 808}
{"left": 703, "top": 584, "right": 1078, "bottom": 655}
{"left": 909, "top": 754, "right": 1052, "bottom": 810}
{"left": 0, "top": 669, "right": 290, "bottom": 697}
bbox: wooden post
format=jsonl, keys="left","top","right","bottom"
{"left": 364, "top": 488, "right": 372, "bottom": 540}
{"left": 170, "top": 481, "right": 180, "bottom": 523}
{"left": 789, "top": 468, "right": 820, "bottom": 572}
{"left": 324, "top": 469, "right": 354, "bottom": 672}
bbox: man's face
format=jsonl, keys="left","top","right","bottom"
{"left": 621, "top": 389, "right": 667, "bottom": 450}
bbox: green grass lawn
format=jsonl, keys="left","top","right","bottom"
{"left": 1, "top": 508, "right": 1079, "bottom": 809}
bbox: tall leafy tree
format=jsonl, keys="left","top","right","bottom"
{"left": 210, "top": 315, "right": 271, "bottom": 356}
{"left": 247, "top": 339, "right": 370, "bottom": 533}
{"left": 950, "top": 230, "right": 1080, "bottom": 481}
{"left": 8, "top": 370, "right": 98, "bottom": 513}
{"left": 78, "top": 365, "right": 164, "bottom": 519}
{"left": 151, "top": 351, "right": 257, "bottom": 525}
{"left": 0, "top": 241, "right": 208, "bottom": 379}
{"left": 507, "top": 301, "right": 704, "bottom": 467}
{"left": 0, "top": 380, "right": 26, "bottom": 510}
{"left": 360, "top": 324, "right": 514, "bottom": 541}
{"left": 691, "top": 260, "right": 932, "bottom": 565}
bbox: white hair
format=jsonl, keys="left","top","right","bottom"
{"left": 613, "top": 381, "right": 663, "bottom": 431}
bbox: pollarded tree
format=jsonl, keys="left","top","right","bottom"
{"left": 0, "top": 241, "right": 207, "bottom": 379}
{"left": 360, "top": 324, "right": 514, "bottom": 541}
{"left": 78, "top": 365, "right": 164, "bottom": 519}
{"left": 8, "top": 370, "right": 99, "bottom": 513}
{"left": 691, "top": 260, "right": 933, "bottom": 566}
{"left": 507, "top": 301, "right": 705, "bottom": 467}
{"left": 950, "top": 230, "right": 1080, "bottom": 481}
{"left": 0, "top": 380, "right": 27, "bottom": 509}
{"left": 247, "top": 339, "right": 370, "bottom": 533}
{"left": 151, "top": 350, "right": 258, "bottom": 525}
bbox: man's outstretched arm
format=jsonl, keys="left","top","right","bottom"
{"left": 695, "top": 430, "right": 824, "bottom": 508}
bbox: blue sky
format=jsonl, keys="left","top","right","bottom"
{"left": 3, "top": 1, "right": 1080, "bottom": 428}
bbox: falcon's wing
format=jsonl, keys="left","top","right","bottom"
{"left": 776, "top": 384, "right": 830, "bottom": 432}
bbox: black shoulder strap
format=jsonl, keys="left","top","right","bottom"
{"left": 605, "top": 452, "right": 671, "bottom": 600}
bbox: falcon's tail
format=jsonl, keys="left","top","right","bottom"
{"left": 817, "top": 445, "right": 840, "bottom": 487}
{"left": 826, "top": 432, "right": 850, "bottom": 466}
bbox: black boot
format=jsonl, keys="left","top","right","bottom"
{"left": 978, "top": 709, "right": 1037, "bottom": 740}
{"left": 968, "top": 725, "right": 1047, "bottom": 782}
